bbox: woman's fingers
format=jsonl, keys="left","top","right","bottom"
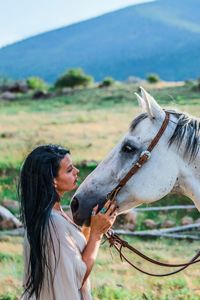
{"left": 91, "top": 204, "right": 98, "bottom": 216}
{"left": 105, "top": 202, "right": 117, "bottom": 216}
{"left": 93, "top": 200, "right": 118, "bottom": 218}
{"left": 99, "top": 199, "right": 112, "bottom": 214}
{"left": 90, "top": 200, "right": 118, "bottom": 237}
{"left": 98, "top": 200, "right": 118, "bottom": 215}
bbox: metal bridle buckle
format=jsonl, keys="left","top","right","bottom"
{"left": 136, "top": 162, "right": 142, "bottom": 168}
{"left": 140, "top": 150, "right": 151, "bottom": 160}
{"left": 105, "top": 229, "right": 114, "bottom": 238}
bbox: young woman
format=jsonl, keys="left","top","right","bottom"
{"left": 19, "top": 144, "right": 117, "bottom": 300}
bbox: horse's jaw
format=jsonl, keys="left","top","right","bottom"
{"left": 115, "top": 187, "right": 172, "bottom": 214}
{"left": 117, "top": 198, "right": 144, "bottom": 214}
{"left": 179, "top": 177, "right": 200, "bottom": 212}
{"left": 117, "top": 206, "right": 140, "bottom": 216}
{"left": 176, "top": 159, "right": 200, "bottom": 212}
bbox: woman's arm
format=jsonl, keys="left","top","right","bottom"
{"left": 81, "top": 232, "right": 102, "bottom": 286}
{"left": 81, "top": 200, "right": 117, "bottom": 286}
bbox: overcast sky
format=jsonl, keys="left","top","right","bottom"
{"left": 0, "top": 0, "right": 154, "bottom": 48}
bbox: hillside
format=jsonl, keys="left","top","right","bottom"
{"left": 0, "top": 0, "right": 200, "bottom": 82}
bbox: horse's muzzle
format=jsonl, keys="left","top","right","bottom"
{"left": 71, "top": 195, "right": 92, "bottom": 226}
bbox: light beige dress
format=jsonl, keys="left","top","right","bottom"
{"left": 21, "top": 209, "right": 92, "bottom": 300}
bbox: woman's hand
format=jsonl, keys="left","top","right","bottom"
{"left": 90, "top": 200, "right": 117, "bottom": 240}
{"left": 81, "top": 200, "right": 118, "bottom": 286}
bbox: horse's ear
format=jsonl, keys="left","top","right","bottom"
{"left": 138, "top": 87, "right": 165, "bottom": 120}
{"left": 134, "top": 92, "right": 146, "bottom": 112}
{"left": 135, "top": 90, "right": 154, "bottom": 118}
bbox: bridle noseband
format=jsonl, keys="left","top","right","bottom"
{"left": 105, "top": 111, "right": 200, "bottom": 276}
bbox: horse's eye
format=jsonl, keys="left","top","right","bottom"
{"left": 122, "top": 144, "right": 137, "bottom": 153}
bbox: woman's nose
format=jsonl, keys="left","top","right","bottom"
{"left": 74, "top": 167, "right": 79, "bottom": 174}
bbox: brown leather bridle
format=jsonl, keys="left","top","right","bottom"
{"left": 105, "top": 111, "right": 200, "bottom": 276}
{"left": 105, "top": 111, "right": 170, "bottom": 202}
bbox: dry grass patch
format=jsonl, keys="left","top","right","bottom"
{"left": 1, "top": 104, "right": 200, "bottom": 166}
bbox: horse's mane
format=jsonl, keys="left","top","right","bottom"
{"left": 130, "top": 109, "right": 200, "bottom": 161}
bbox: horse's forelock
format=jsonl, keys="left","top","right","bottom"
{"left": 130, "top": 110, "right": 200, "bottom": 161}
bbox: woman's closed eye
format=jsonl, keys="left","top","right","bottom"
{"left": 67, "top": 166, "right": 73, "bottom": 173}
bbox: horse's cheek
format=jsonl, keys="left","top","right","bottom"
{"left": 129, "top": 171, "right": 177, "bottom": 203}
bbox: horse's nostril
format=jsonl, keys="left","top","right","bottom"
{"left": 71, "top": 197, "right": 79, "bottom": 214}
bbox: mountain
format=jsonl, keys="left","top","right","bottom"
{"left": 0, "top": 0, "right": 200, "bottom": 82}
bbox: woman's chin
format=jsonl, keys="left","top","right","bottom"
{"left": 66, "top": 182, "right": 79, "bottom": 192}
{"left": 73, "top": 183, "right": 78, "bottom": 189}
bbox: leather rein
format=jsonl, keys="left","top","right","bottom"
{"left": 105, "top": 111, "right": 200, "bottom": 276}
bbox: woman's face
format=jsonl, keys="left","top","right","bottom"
{"left": 55, "top": 154, "right": 79, "bottom": 196}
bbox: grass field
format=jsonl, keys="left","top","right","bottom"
{"left": 0, "top": 83, "right": 200, "bottom": 168}
{"left": 0, "top": 236, "right": 200, "bottom": 299}
{"left": 0, "top": 83, "right": 200, "bottom": 299}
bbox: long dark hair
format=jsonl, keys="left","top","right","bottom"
{"left": 18, "top": 144, "right": 70, "bottom": 298}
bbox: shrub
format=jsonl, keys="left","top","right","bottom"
{"left": 192, "top": 77, "right": 200, "bottom": 91}
{"left": 100, "top": 76, "right": 115, "bottom": 87}
{"left": 26, "top": 77, "right": 48, "bottom": 91}
{"left": 0, "top": 76, "right": 14, "bottom": 92}
{"left": 147, "top": 73, "right": 160, "bottom": 83}
{"left": 0, "top": 76, "right": 14, "bottom": 86}
{"left": 55, "top": 68, "right": 93, "bottom": 89}
{"left": 0, "top": 293, "right": 18, "bottom": 300}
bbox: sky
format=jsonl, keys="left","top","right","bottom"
{"left": 0, "top": 0, "right": 154, "bottom": 48}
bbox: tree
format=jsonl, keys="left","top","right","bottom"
{"left": 55, "top": 68, "right": 93, "bottom": 88}
{"left": 0, "top": 76, "right": 13, "bottom": 86}
{"left": 147, "top": 73, "right": 160, "bottom": 83}
{"left": 26, "top": 77, "right": 48, "bottom": 91}
{"left": 100, "top": 76, "right": 115, "bottom": 87}
{"left": 190, "top": 77, "right": 200, "bottom": 91}
{"left": 0, "top": 76, "right": 14, "bottom": 91}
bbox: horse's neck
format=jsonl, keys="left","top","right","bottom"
{"left": 176, "top": 151, "right": 200, "bottom": 211}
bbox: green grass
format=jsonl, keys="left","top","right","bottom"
{"left": 147, "top": 85, "right": 200, "bottom": 105}
{"left": 0, "top": 169, "right": 19, "bottom": 204}
{"left": 0, "top": 164, "right": 96, "bottom": 206}
{"left": 0, "top": 294, "right": 19, "bottom": 300}
{"left": 91, "top": 238, "right": 200, "bottom": 299}
{"left": 0, "top": 83, "right": 200, "bottom": 298}
{"left": 0, "top": 237, "right": 23, "bottom": 299}
{"left": 0, "top": 83, "right": 200, "bottom": 114}
{"left": 1, "top": 237, "right": 200, "bottom": 299}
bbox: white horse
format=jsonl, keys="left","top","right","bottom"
{"left": 71, "top": 88, "right": 200, "bottom": 226}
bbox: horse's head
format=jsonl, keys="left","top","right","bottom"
{"left": 71, "top": 88, "right": 179, "bottom": 226}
